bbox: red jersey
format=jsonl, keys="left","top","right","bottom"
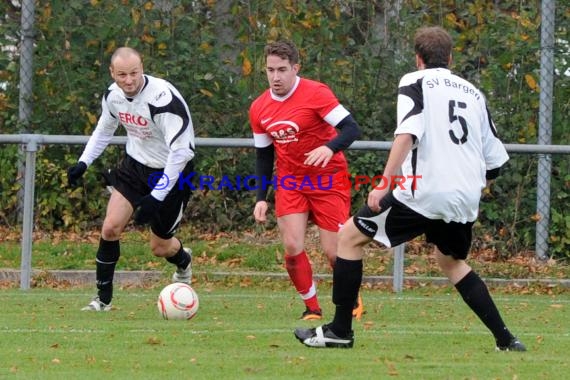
{"left": 249, "top": 77, "right": 349, "bottom": 177}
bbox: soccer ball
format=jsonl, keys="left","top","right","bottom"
{"left": 157, "top": 283, "right": 199, "bottom": 320}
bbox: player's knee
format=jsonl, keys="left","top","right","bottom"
{"left": 150, "top": 243, "right": 167, "bottom": 257}
{"left": 149, "top": 238, "right": 174, "bottom": 257}
{"left": 435, "top": 250, "right": 467, "bottom": 277}
{"left": 282, "top": 239, "right": 303, "bottom": 255}
{"left": 101, "top": 224, "right": 122, "bottom": 241}
{"left": 338, "top": 222, "right": 362, "bottom": 249}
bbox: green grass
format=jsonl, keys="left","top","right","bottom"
{"left": 1, "top": 228, "right": 569, "bottom": 378}
{"left": 0, "top": 230, "right": 285, "bottom": 274}
{"left": 1, "top": 227, "right": 569, "bottom": 281}
{"left": 1, "top": 284, "right": 568, "bottom": 380}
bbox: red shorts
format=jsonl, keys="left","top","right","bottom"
{"left": 274, "top": 174, "right": 351, "bottom": 232}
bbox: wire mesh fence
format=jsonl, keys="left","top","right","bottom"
{"left": 1, "top": 1, "right": 567, "bottom": 289}
{"left": 535, "top": 0, "right": 557, "bottom": 260}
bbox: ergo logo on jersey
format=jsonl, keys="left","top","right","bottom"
{"left": 118, "top": 112, "right": 148, "bottom": 127}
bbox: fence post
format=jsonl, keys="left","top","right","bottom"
{"left": 535, "top": 0, "right": 556, "bottom": 260}
{"left": 20, "top": 135, "right": 38, "bottom": 290}
{"left": 18, "top": 0, "right": 35, "bottom": 122}
{"left": 17, "top": 0, "right": 36, "bottom": 228}
{"left": 393, "top": 244, "right": 405, "bottom": 292}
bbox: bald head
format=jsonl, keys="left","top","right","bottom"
{"left": 109, "top": 47, "right": 144, "bottom": 97}
{"left": 111, "top": 47, "right": 142, "bottom": 67}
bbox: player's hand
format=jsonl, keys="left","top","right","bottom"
{"left": 304, "top": 146, "right": 334, "bottom": 168}
{"left": 367, "top": 187, "right": 388, "bottom": 213}
{"left": 133, "top": 195, "right": 162, "bottom": 225}
{"left": 67, "top": 161, "right": 88, "bottom": 188}
{"left": 253, "top": 201, "right": 268, "bottom": 223}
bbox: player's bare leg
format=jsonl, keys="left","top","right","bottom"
{"left": 150, "top": 233, "right": 182, "bottom": 258}
{"left": 101, "top": 190, "right": 133, "bottom": 240}
{"left": 151, "top": 233, "right": 192, "bottom": 284}
{"left": 318, "top": 228, "right": 337, "bottom": 267}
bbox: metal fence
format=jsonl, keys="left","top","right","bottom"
{"left": 536, "top": 0, "right": 557, "bottom": 260}
{"left": 6, "top": 0, "right": 564, "bottom": 290}
{"left": 2, "top": 134, "right": 569, "bottom": 291}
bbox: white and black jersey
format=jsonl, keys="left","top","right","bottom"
{"left": 79, "top": 74, "right": 195, "bottom": 200}
{"left": 393, "top": 68, "right": 509, "bottom": 223}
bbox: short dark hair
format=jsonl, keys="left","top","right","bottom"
{"left": 414, "top": 26, "right": 453, "bottom": 68}
{"left": 264, "top": 41, "right": 299, "bottom": 64}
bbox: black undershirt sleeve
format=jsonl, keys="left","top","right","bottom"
{"left": 486, "top": 167, "right": 501, "bottom": 180}
{"left": 255, "top": 145, "right": 275, "bottom": 202}
{"left": 325, "top": 114, "right": 362, "bottom": 153}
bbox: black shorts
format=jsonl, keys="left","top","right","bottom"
{"left": 353, "top": 192, "right": 473, "bottom": 260}
{"left": 108, "top": 155, "right": 193, "bottom": 240}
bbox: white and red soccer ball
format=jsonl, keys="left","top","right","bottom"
{"left": 157, "top": 283, "right": 199, "bottom": 320}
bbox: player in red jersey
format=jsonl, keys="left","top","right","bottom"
{"left": 249, "top": 40, "right": 363, "bottom": 320}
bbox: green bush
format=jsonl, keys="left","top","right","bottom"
{"left": 0, "top": 1, "right": 568, "bottom": 258}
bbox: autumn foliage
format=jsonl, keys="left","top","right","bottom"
{"left": 0, "top": 1, "right": 568, "bottom": 258}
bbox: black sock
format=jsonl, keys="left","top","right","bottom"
{"left": 96, "top": 238, "right": 120, "bottom": 305}
{"left": 455, "top": 270, "right": 513, "bottom": 346}
{"left": 166, "top": 242, "right": 191, "bottom": 269}
{"left": 330, "top": 257, "right": 363, "bottom": 337}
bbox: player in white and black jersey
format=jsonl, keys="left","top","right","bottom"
{"left": 67, "top": 47, "right": 196, "bottom": 311}
{"left": 295, "top": 26, "right": 526, "bottom": 351}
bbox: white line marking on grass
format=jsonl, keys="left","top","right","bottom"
{"left": 179, "top": 293, "right": 570, "bottom": 306}
{"left": 0, "top": 327, "right": 566, "bottom": 339}
{"left": 8, "top": 291, "right": 570, "bottom": 304}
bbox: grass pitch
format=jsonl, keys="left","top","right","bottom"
{"left": 1, "top": 284, "right": 568, "bottom": 380}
